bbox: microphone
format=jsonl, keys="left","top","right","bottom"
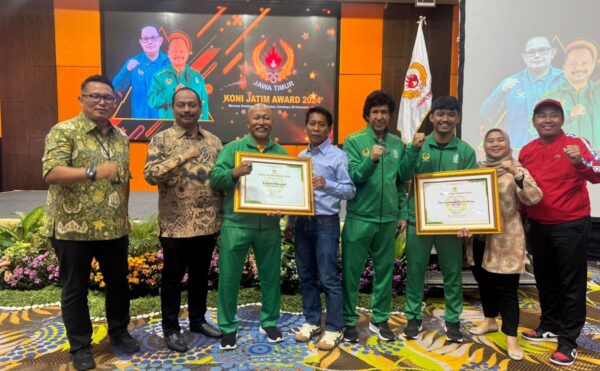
{"left": 376, "top": 137, "right": 388, "bottom": 153}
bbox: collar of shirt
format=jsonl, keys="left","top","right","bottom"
{"left": 535, "top": 130, "right": 565, "bottom": 145}
{"left": 425, "top": 133, "right": 459, "bottom": 149}
{"left": 172, "top": 122, "right": 205, "bottom": 139}
{"left": 243, "top": 134, "right": 275, "bottom": 152}
{"left": 306, "top": 138, "right": 332, "bottom": 156}
{"left": 366, "top": 123, "right": 388, "bottom": 142}
{"left": 78, "top": 112, "right": 115, "bottom": 135}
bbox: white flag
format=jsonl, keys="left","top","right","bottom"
{"left": 397, "top": 17, "right": 432, "bottom": 143}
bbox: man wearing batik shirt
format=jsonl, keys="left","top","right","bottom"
{"left": 43, "top": 75, "right": 138, "bottom": 371}
{"left": 144, "top": 88, "right": 223, "bottom": 353}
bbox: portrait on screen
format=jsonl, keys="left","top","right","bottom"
{"left": 102, "top": 1, "right": 339, "bottom": 143}
{"left": 463, "top": 0, "right": 600, "bottom": 151}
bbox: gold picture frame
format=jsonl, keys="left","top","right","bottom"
{"left": 414, "top": 168, "right": 502, "bottom": 235}
{"left": 234, "top": 152, "right": 314, "bottom": 216}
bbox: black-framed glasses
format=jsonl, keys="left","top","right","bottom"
{"left": 140, "top": 36, "right": 160, "bottom": 43}
{"left": 81, "top": 94, "right": 116, "bottom": 104}
{"left": 523, "top": 47, "right": 551, "bottom": 57}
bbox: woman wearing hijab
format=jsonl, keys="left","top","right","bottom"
{"left": 466, "top": 129, "right": 543, "bottom": 361}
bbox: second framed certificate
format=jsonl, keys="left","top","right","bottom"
{"left": 414, "top": 168, "right": 502, "bottom": 235}
{"left": 234, "top": 152, "right": 314, "bottom": 216}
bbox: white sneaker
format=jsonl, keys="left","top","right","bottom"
{"left": 317, "top": 331, "right": 343, "bottom": 350}
{"left": 295, "top": 323, "right": 322, "bottom": 342}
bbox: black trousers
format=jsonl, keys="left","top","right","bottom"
{"left": 159, "top": 234, "right": 216, "bottom": 335}
{"left": 51, "top": 236, "right": 130, "bottom": 353}
{"left": 529, "top": 217, "right": 590, "bottom": 350}
{"left": 471, "top": 238, "right": 520, "bottom": 336}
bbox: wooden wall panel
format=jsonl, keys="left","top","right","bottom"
{"left": 0, "top": 0, "right": 58, "bottom": 191}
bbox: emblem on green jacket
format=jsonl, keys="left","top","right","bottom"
{"left": 453, "top": 154, "right": 459, "bottom": 163}
{"left": 362, "top": 148, "right": 370, "bottom": 157}
{"left": 422, "top": 152, "right": 430, "bottom": 161}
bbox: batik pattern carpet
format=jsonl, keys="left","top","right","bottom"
{"left": 1, "top": 263, "right": 600, "bottom": 370}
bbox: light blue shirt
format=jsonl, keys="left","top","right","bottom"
{"left": 299, "top": 138, "right": 356, "bottom": 216}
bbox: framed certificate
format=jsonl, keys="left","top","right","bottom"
{"left": 414, "top": 168, "right": 501, "bottom": 235}
{"left": 234, "top": 152, "right": 314, "bottom": 215}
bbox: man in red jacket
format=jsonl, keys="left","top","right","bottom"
{"left": 519, "top": 98, "right": 600, "bottom": 366}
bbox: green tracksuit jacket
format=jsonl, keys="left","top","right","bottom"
{"left": 341, "top": 125, "right": 419, "bottom": 325}
{"left": 404, "top": 134, "right": 478, "bottom": 323}
{"left": 210, "top": 134, "right": 288, "bottom": 333}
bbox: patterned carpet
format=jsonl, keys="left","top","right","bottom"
{"left": 1, "top": 263, "right": 599, "bottom": 370}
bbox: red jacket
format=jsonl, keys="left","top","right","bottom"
{"left": 519, "top": 131, "right": 600, "bottom": 224}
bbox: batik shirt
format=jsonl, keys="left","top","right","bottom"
{"left": 144, "top": 124, "right": 223, "bottom": 237}
{"left": 42, "top": 113, "right": 131, "bottom": 241}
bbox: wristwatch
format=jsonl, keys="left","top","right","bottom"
{"left": 85, "top": 166, "right": 97, "bottom": 181}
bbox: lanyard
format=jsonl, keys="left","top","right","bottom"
{"left": 92, "top": 131, "right": 112, "bottom": 160}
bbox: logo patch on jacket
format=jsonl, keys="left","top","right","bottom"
{"left": 166, "top": 78, "right": 173, "bottom": 84}
{"left": 393, "top": 149, "right": 399, "bottom": 158}
{"left": 422, "top": 152, "right": 430, "bottom": 161}
{"left": 362, "top": 148, "right": 370, "bottom": 157}
{"left": 453, "top": 154, "right": 459, "bottom": 163}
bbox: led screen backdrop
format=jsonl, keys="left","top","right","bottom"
{"left": 461, "top": 0, "right": 600, "bottom": 214}
{"left": 102, "top": 1, "right": 339, "bottom": 143}
{"left": 462, "top": 0, "right": 600, "bottom": 152}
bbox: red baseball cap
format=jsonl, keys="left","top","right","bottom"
{"left": 533, "top": 98, "right": 563, "bottom": 115}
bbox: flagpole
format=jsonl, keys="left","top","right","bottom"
{"left": 397, "top": 16, "right": 432, "bottom": 143}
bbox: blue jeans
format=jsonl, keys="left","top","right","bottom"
{"left": 294, "top": 214, "right": 343, "bottom": 331}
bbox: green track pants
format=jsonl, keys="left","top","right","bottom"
{"left": 342, "top": 217, "right": 396, "bottom": 326}
{"left": 217, "top": 226, "right": 281, "bottom": 334}
{"left": 404, "top": 225, "right": 464, "bottom": 323}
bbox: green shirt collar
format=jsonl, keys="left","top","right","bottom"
{"left": 242, "top": 134, "right": 275, "bottom": 152}
{"left": 425, "top": 133, "right": 460, "bottom": 149}
{"left": 77, "top": 112, "right": 115, "bottom": 135}
{"left": 366, "top": 123, "right": 388, "bottom": 141}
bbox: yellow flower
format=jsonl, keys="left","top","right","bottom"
{"left": 92, "top": 190, "right": 105, "bottom": 204}
{"left": 93, "top": 220, "right": 105, "bottom": 230}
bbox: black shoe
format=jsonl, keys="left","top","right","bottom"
{"left": 220, "top": 331, "right": 237, "bottom": 350}
{"left": 190, "top": 321, "right": 222, "bottom": 338}
{"left": 369, "top": 321, "right": 395, "bottom": 341}
{"left": 343, "top": 326, "right": 359, "bottom": 343}
{"left": 403, "top": 319, "right": 423, "bottom": 340}
{"left": 550, "top": 347, "right": 577, "bottom": 366}
{"left": 110, "top": 332, "right": 140, "bottom": 353}
{"left": 259, "top": 326, "right": 284, "bottom": 343}
{"left": 72, "top": 347, "right": 95, "bottom": 371}
{"left": 444, "top": 321, "right": 464, "bottom": 343}
{"left": 522, "top": 328, "right": 559, "bottom": 342}
{"left": 164, "top": 332, "right": 188, "bottom": 352}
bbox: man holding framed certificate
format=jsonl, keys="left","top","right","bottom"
{"left": 211, "top": 103, "right": 288, "bottom": 350}
{"left": 342, "top": 91, "right": 424, "bottom": 343}
{"left": 402, "top": 96, "right": 477, "bottom": 343}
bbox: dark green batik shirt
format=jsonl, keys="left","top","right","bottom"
{"left": 42, "top": 113, "right": 131, "bottom": 240}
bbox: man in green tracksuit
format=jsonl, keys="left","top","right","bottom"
{"left": 211, "top": 103, "right": 288, "bottom": 350}
{"left": 342, "top": 90, "right": 424, "bottom": 342}
{"left": 402, "top": 96, "right": 477, "bottom": 343}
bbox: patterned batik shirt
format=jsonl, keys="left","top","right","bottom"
{"left": 42, "top": 113, "right": 131, "bottom": 241}
{"left": 144, "top": 124, "right": 223, "bottom": 237}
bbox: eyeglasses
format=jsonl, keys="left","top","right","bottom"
{"left": 81, "top": 94, "right": 116, "bottom": 104}
{"left": 523, "top": 47, "right": 551, "bottom": 57}
{"left": 140, "top": 36, "right": 160, "bottom": 43}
